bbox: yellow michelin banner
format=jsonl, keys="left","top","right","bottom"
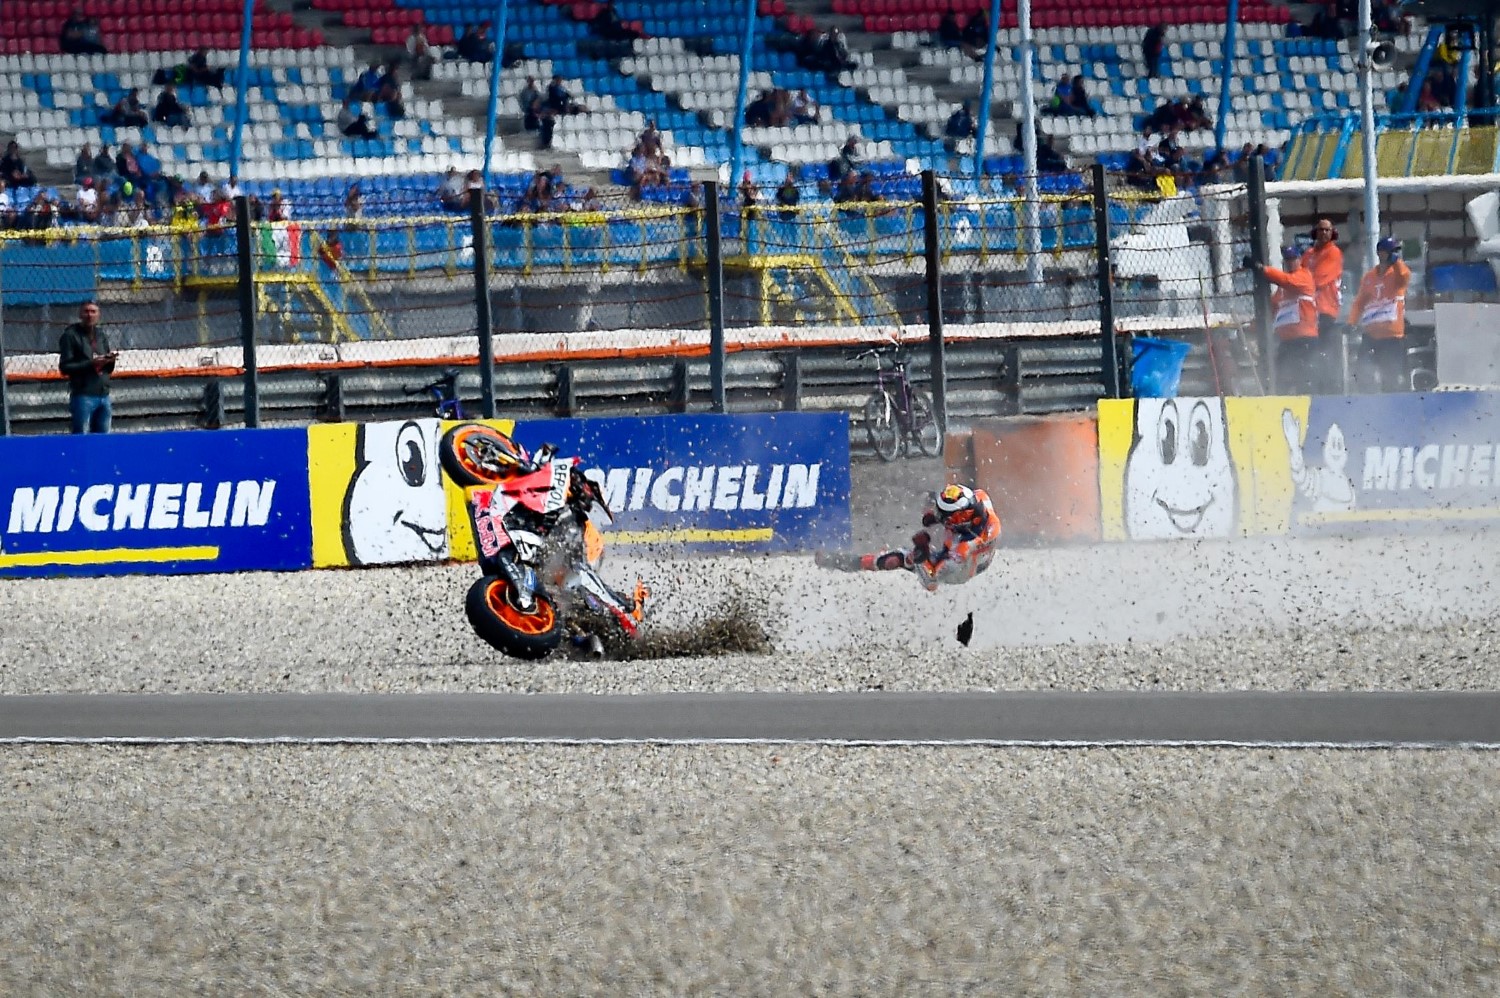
{"left": 1098, "top": 396, "right": 1311, "bottom": 541}
{"left": 308, "top": 418, "right": 514, "bottom": 568}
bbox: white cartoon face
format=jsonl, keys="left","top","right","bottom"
{"left": 345, "top": 418, "right": 449, "bottom": 565}
{"left": 1123, "top": 397, "right": 1238, "bottom": 539}
{"left": 1322, "top": 422, "right": 1347, "bottom": 472}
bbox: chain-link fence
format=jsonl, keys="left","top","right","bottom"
{"left": 0, "top": 164, "right": 1269, "bottom": 434}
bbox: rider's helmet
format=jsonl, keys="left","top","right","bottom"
{"left": 935, "top": 484, "right": 980, "bottom": 528}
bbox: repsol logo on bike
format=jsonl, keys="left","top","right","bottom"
{"left": 587, "top": 464, "right": 822, "bottom": 513}
{"left": 4, "top": 481, "right": 277, "bottom": 534}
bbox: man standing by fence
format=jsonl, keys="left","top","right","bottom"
{"left": 1302, "top": 218, "right": 1345, "bottom": 393}
{"left": 1348, "top": 237, "right": 1411, "bottom": 394}
{"left": 58, "top": 301, "right": 116, "bottom": 434}
{"left": 1253, "top": 247, "right": 1321, "bottom": 395}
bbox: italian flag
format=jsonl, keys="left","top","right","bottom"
{"left": 258, "top": 222, "right": 302, "bottom": 269}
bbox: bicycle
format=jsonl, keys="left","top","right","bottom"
{"left": 855, "top": 343, "right": 943, "bottom": 462}
{"left": 405, "top": 370, "right": 465, "bottom": 420}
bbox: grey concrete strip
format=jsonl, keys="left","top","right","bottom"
{"left": 1, "top": 692, "right": 1499, "bottom": 745}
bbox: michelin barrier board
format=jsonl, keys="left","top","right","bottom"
{"left": 0, "top": 411, "right": 851, "bottom": 578}
{"left": 507, "top": 412, "right": 852, "bottom": 552}
{"left": 1099, "top": 391, "right": 1500, "bottom": 541}
{"left": 0, "top": 429, "right": 312, "bottom": 577}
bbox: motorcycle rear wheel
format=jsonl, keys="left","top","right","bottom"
{"left": 441, "top": 422, "right": 527, "bottom": 487}
{"left": 465, "top": 575, "right": 564, "bottom": 659}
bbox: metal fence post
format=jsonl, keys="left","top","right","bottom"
{"left": 1092, "top": 163, "right": 1122, "bottom": 399}
{"left": 0, "top": 253, "right": 9, "bottom": 436}
{"left": 234, "top": 194, "right": 259, "bottom": 428}
{"left": 921, "top": 170, "right": 947, "bottom": 435}
{"left": 470, "top": 186, "right": 497, "bottom": 419}
{"left": 704, "top": 180, "right": 726, "bottom": 414}
{"left": 1246, "top": 156, "right": 1276, "bottom": 393}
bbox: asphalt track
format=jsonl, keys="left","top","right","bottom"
{"left": 3, "top": 692, "right": 1499, "bottom": 746}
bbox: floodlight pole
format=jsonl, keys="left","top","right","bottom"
{"left": 1358, "top": 0, "right": 1380, "bottom": 271}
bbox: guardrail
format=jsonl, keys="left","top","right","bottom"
{"left": 1282, "top": 110, "right": 1500, "bottom": 182}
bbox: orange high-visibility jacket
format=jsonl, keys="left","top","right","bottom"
{"left": 1263, "top": 266, "right": 1319, "bottom": 341}
{"left": 1347, "top": 259, "right": 1411, "bottom": 340}
{"left": 1302, "top": 241, "right": 1345, "bottom": 318}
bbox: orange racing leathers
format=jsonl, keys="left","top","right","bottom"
{"left": 906, "top": 488, "right": 1003, "bottom": 591}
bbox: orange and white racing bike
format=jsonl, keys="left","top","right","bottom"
{"left": 439, "top": 422, "right": 649, "bottom": 659}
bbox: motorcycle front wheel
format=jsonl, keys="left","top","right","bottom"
{"left": 464, "top": 575, "right": 564, "bottom": 659}
{"left": 440, "top": 422, "right": 528, "bottom": 487}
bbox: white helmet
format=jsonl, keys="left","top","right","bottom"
{"left": 935, "top": 484, "right": 979, "bottom": 526}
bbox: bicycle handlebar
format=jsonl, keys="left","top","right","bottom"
{"left": 403, "top": 372, "right": 459, "bottom": 396}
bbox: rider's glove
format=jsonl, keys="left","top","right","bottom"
{"left": 921, "top": 510, "right": 939, "bottom": 527}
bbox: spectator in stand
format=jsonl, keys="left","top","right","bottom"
{"left": 1067, "top": 76, "right": 1098, "bottom": 117}
{"left": 26, "top": 188, "right": 58, "bottom": 230}
{"left": 739, "top": 171, "right": 761, "bottom": 208}
{"left": 74, "top": 177, "right": 101, "bottom": 223}
{"left": 819, "top": 27, "right": 856, "bottom": 73}
{"left": 92, "top": 143, "right": 118, "bottom": 185}
{"left": 590, "top": 2, "right": 640, "bottom": 42}
{"left": 186, "top": 49, "right": 224, "bottom": 88}
{"left": 938, "top": 11, "right": 963, "bottom": 50}
{"left": 832, "top": 135, "right": 863, "bottom": 181}
{"left": 794, "top": 29, "right": 823, "bottom": 72}
{"left": 1435, "top": 26, "right": 1463, "bottom": 66}
{"left": 268, "top": 189, "right": 292, "bottom": 222}
{"left": 960, "top": 10, "right": 987, "bottom": 61}
{"left": 337, "top": 97, "right": 379, "bottom": 138}
{"left": 0, "top": 180, "right": 16, "bottom": 229}
{"left": 153, "top": 85, "right": 190, "bottom": 127}
{"left": 345, "top": 183, "right": 363, "bottom": 218}
{"left": 775, "top": 168, "right": 800, "bottom": 221}
{"left": 520, "top": 77, "right": 555, "bottom": 150}
{"left": 438, "top": 167, "right": 468, "bottom": 211}
{"left": 1254, "top": 143, "right": 1277, "bottom": 180}
{"left": 221, "top": 175, "right": 243, "bottom": 200}
{"left": 746, "top": 89, "right": 775, "bottom": 128}
{"left": 1198, "top": 147, "right": 1229, "bottom": 185}
{"left": 349, "top": 61, "right": 384, "bottom": 102}
{"left": 545, "top": 74, "right": 584, "bottom": 116}
{"left": 519, "top": 170, "right": 555, "bottom": 213}
{"left": 106, "top": 88, "right": 149, "bottom": 127}
{"left": 1142, "top": 24, "right": 1165, "bottom": 79}
{"left": 74, "top": 142, "right": 95, "bottom": 185}
{"left": 790, "top": 89, "right": 819, "bottom": 126}
{"left": 59, "top": 301, "right": 117, "bottom": 435}
{"left": 638, "top": 120, "right": 663, "bottom": 161}
{"left": 193, "top": 170, "right": 215, "bottom": 202}
{"left": 169, "top": 188, "right": 201, "bottom": 230}
{"left": 317, "top": 230, "right": 344, "bottom": 268}
{"left": 376, "top": 62, "right": 406, "bottom": 118}
{"left": 2, "top": 141, "right": 38, "bottom": 189}
{"left": 406, "top": 22, "right": 435, "bottom": 82}
{"left": 1015, "top": 121, "right": 1068, "bottom": 172}
{"left": 60, "top": 8, "right": 107, "bottom": 56}
{"left": 1434, "top": 68, "right": 1457, "bottom": 109}
{"left": 946, "top": 100, "right": 976, "bottom": 140}
{"left": 204, "top": 187, "right": 234, "bottom": 227}
{"left": 1043, "top": 75, "right": 1074, "bottom": 116}
{"left": 628, "top": 143, "right": 668, "bottom": 198}
{"left": 134, "top": 142, "right": 162, "bottom": 199}
{"left": 457, "top": 22, "right": 496, "bottom": 64}
{"left": 1416, "top": 78, "right": 1441, "bottom": 113}
{"left": 1309, "top": 3, "right": 1345, "bottom": 40}
{"left": 1124, "top": 140, "right": 1165, "bottom": 190}
{"left": 833, "top": 171, "right": 860, "bottom": 205}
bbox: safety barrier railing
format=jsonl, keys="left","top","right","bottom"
{"left": 1283, "top": 110, "right": 1500, "bottom": 182}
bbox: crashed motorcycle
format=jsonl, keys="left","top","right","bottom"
{"left": 439, "top": 422, "right": 649, "bottom": 660}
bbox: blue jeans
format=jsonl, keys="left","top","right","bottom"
{"left": 70, "top": 393, "right": 112, "bottom": 434}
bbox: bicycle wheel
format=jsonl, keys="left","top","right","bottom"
{"left": 906, "top": 389, "right": 944, "bottom": 458}
{"left": 863, "top": 392, "right": 902, "bottom": 462}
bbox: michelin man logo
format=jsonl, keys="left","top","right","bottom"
{"left": 1123, "top": 397, "right": 1238, "bottom": 539}
{"left": 1282, "top": 410, "right": 1355, "bottom": 513}
{"left": 343, "top": 419, "right": 449, "bottom": 565}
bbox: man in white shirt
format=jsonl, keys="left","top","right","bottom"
{"left": 0, "top": 180, "right": 15, "bottom": 228}
{"left": 194, "top": 170, "right": 215, "bottom": 202}
{"left": 75, "top": 176, "right": 99, "bottom": 222}
{"left": 220, "top": 175, "right": 242, "bottom": 200}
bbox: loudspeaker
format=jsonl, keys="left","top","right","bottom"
{"left": 1369, "top": 40, "right": 1396, "bottom": 69}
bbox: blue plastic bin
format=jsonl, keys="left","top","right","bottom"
{"left": 1130, "top": 336, "right": 1191, "bottom": 398}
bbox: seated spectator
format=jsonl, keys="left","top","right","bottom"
{"left": 1125, "top": 140, "right": 1165, "bottom": 190}
{"left": 1043, "top": 76, "right": 1075, "bottom": 116}
{"left": 193, "top": 170, "right": 215, "bottom": 202}
{"left": 1416, "top": 78, "right": 1441, "bottom": 113}
{"left": 519, "top": 77, "right": 556, "bottom": 150}
{"left": 203, "top": 187, "right": 235, "bottom": 227}
{"left": 60, "top": 8, "right": 106, "bottom": 56}
{"left": 317, "top": 230, "right": 344, "bottom": 268}
{"left": 960, "top": 11, "right": 987, "bottom": 61}
{"left": 818, "top": 27, "right": 856, "bottom": 73}
{"left": 337, "top": 97, "right": 379, "bottom": 138}
{"left": 794, "top": 29, "right": 824, "bottom": 72}
{"left": 639, "top": 120, "right": 663, "bottom": 160}
{"left": 169, "top": 189, "right": 201, "bottom": 230}
{"left": 545, "top": 74, "right": 584, "bottom": 116}
{"left": 25, "top": 188, "right": 58, "bottom": 231}
{"left": 1142, "top": 23, "right": 1165, "bottom": 79}
{"left": 1, "top": 141, "right": 37, "bottom": 189}
{"left": 775, "top": 168, "right": 800, "bottom": 221}
{"left": 833, "top": 135, "right": 863, "bottom": 181}
{"left": 186, "top": 49, "right": 224, "bottom": 88}
{"left": 739, "top": 171, "right": 761, "bottom": 207}
{"left": 74, "top": 177, "right": 101, "bottom": 223}
{"left": 92, "top": 144, "right": 118, "bottom": 184}
{"left": 376, "top": 62, "right": 405, "bottom": 118}
{"left": 1309, "top": 2, "right": 1345, "bottom": 40}
{"left": 745, "top": 89, "right": 775, "bottom": 128}
{"left": 1435, "top": 27, "right": 1464, "bottom": 65}
{"left": 349, "top": 61, "right": 384, "bottom": 102}
{"left": 221, "top": 175, "right": 243, "bottom": 200}
{"left": 1183, "top": 96, "right": 1212, "bottom": 131}
{"left": 518, "top": 170, "right": 555, "bottom": 213}
{"left": 74, "top": 143, "right": 95, "bottom": 185}
{"left": 833, "top": 171, "right": 860, "bottom": 205}
{"left": 946, "top": 101, "right": 976, "bottom": 140}
{"left": 571, "top": 187, "right": 603, "bottom": 212}
{"left": 789, "top": 89, "right": 819, "bottom": 126}
{"left": 590, "top": 2, "right": 640, "bottom": 42}
{"left": 938, "top": 11, "right": 963, "bottom": 49}
{"left": 153, "top": 85, "right": 190, "bottom": 128}
{"left": 1198, "top": 147, "right": 1230, "bottom": 185}
{"left": 457, "top": 22, "right": 496, "bottom": 64}
{"left": 1253, "top": 144, "right": 1277, "bottom": 181}
{"left": 345, "top": 183, "right": 363, "bottom": 218}
{"left": 0, "top": 181, "right": 17, "bottom": 230}
{"left": 438, "top": 167, "right": 468, "bottom": 211}
{"left": 406, "top": 23, "right": 435, "bottom": 82}
{"left": 1068, "top": 76, "right": 1098, "bottom": 118}
{"left": 1434, "top": 68, "right": 1457, "bottom": 109}
{"left": 268, "top": 189, "right": 292, "bottom": 222}
{"left": 106, "top": 88, "right": 149, "bottom": 128}
{"left": 628, "top": 144, "right": 668, "bottom": 197}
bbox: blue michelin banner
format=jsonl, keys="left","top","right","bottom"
{"left": 1291, "top": 391, "right": 1500, "bottom": 533}
{"left": 0, "top": 429, "right": 313, "bottom": 577}
{"left": 509, "top": 412, "right": 851, "bottom": 552}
